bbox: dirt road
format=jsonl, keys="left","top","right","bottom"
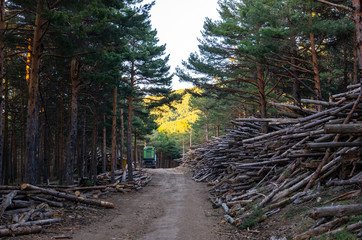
{"left": 71, "top": 167, "right": 222, "bottom": 240}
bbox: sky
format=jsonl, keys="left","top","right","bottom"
{"left": 144, "top": 0, "right": 220, "bottom": 90}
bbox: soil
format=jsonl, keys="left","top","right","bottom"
{"left": 4, "top": 167, "right": 360, "bottom": 240}
{"left": 69, "top": 167, "right": 223, "bottom": 240}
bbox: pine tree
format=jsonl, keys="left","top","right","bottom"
{"left": 121, "top": 2, "right": 172, "bottom": 180}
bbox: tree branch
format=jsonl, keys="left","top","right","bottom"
{"left": 315, "top": 0, "right": 353, "bottom": 12}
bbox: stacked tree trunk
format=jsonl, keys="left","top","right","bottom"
{"left": 0, "top": 168, "right": 151, "bottom": 237}
{"left": 184, "top": 85, "right": 362, "bottom": 238}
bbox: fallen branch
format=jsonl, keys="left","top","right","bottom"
{"left": 0, "top": 225, "right": 42, "bottom": 237}
{"left": 308, "top": 204, "right": 362, "bottom": 220}
{"left": 21, "top": 184, "right": 114, "bottom": 208}
{"left": 0, "top": 190, "right": 18, "bottom": 218}
{"left": 294, "top": 217, "right": 349, "bottom": 240}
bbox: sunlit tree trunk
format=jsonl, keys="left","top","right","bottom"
{"left": 3, "top": 77, "right": 8, "bottom": 184}
{"left": 25, "top": 0, "right": 47, "bottom": 184}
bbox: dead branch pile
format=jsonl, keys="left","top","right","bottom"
{"left": 0, "top": 169, "right": 151, "bottom": 237}
{"left": 183, "top": 85, "right": 362, "bottom": 238}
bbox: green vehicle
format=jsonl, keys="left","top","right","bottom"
{"left": 143, "top": 146, "right": 157, "bottom": 168}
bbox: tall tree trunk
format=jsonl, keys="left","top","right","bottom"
{"left": 53, "top": 111, "right": 59, "bottom": 179}
{"left": 10, "top": 114, "right": 15, "bottom": 184}
{"left": 182, "top": 137, "right": 185, "bottom": 161}
{"left": 127, "top": 94, "right": 133, "bottom": 180}
{"left": 111, "top": 87, "right": 117, "bottom": 183}
{"left": 39, "top": 111, "right": 45, "bottom": 183}
{"left": 102, "top": 114, "right": 106, "bottom": 173}
{"left": 216, "top": 119, "right": 220, "bottom": 137}
{"left": 43, "top": 117, "right": 49, "bottom": 183}
{"left": 64, "top": 57, "right": 81, "bottom": 185}
{"left": 20, "top": 93, "right": 25, "bottom": 182}
{"left": 205, "top": 120, "right": 209, "bottom": 142}
{"left": 343, "top": 43, "right": 348, "bottom": 90}
{"left": 91, "top": 94, "right": 99, "bottom": 185}
{"left": 127, "top": 61, "right": 135, "bottom": 181}
{"left": 133, "top": 134, "right": 137, "bottom": 168}
{"left": 291, "top": 37, "right": 301, "bottom": 106}
{"left": 120, "top": 108, "right": 124, "bottom": 168}
{"left": 0, "top": 0, "right": 5, "bottom": 185}
{"left": 3, "top": 77, "right": 8, "bottom": 184}
{"left": 189, "top": 128, "right": 192, "bottom": 147}
{"left": 353, "top": 32, "right": 359, "bottom": 84}
{"left": 25, "top": 0, "right": 46, "bottom": 184}
{"left": 81, "top": 118, "right": 86, "bottom": 178}
{"left": 310, "top": 32, "right": 322, "bottom": 100}
{"left": 59, "top": 86, "right": 64, "bottom": 183}
{"left": 309, "top": 10, "right": 322, "bottom": 104}
{"left": 353, "top": 0, "right": 362, "bottom": 84}
{"left": 256, "top": 64, "right": 268, "bottom": 133}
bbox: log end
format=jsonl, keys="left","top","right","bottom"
{"left": 20, "top": 184, "right": 29, "bottom": 190}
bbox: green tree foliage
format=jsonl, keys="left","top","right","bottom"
{"left": 0, "top": 0, "right": 170, "bottom": 185}
{"left": 120, "top": 2, "right": 173, "bottom": 180}
{"left": 149, "top": 131, "right": 181, "bottom": 160}
{"left": 177, "top": 0, "right": 355, "bottom": 126}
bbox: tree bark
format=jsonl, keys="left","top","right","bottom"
{"left": 102, "top": 114, "right": 106, "bottom": 173}
{"left": 111, "top": 87, "right": 117, "bottom": 183}
{"left": 308, "top": 204, "right": 362, "bottom": 219}
{"left": 120, "top": 108, "right": 124, "bottom": 168}
{"left": 324, "top": 124, "right": 362, "bottom": 134}
{"left": 81, "top": 118, "right": 86, "bottom": 177}
{"left": 91, "top": 93, "right": 99, "bottom": 185}
{"left": 0, "top": 0, "right": 4, "bottom": 185}
{"left": 127, "top": 61, "right": 135, "bottom": 181}
{"left": 0, "top": 225, "right": 42, "bottom": 237}
{"left": 3, "top": 77, "right": 8, "bottom": 184}
{"left": 353, "top": 0, "right": 362, "bottom": 84}
{"left": 0, "top": 190, "right": 17, "bottom": 218}
{"left": 25, "top": 0, "right": 47, "bottom": 184}
{"left": 309, "top": 10, "right": 322, "bottom": 103}
{"left": 256, "top": 64, "right": 268, "bottom": 133}
{"left": 21, "top": 184, "right": 114, "bottom": 208}
{"left": 64, "top": 57, "right": 81, "bottom": 185}
{"left": 59, "top": 85, "right": 64, "bottom": 183}
{"left": 291, "top": 36, "right": 301, "bottom": 106}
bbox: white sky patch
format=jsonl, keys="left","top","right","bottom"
{"left": 144, "top": 0, "right": 220, "bottom": 90}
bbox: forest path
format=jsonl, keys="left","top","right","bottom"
{"left": 71, "top": 167, "right": 222, "bottom": 240}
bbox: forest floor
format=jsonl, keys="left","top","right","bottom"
{"left": 4, "top": 167, "right": 360, "bottom": 240}
{"left": 68, "top": 167, "right": 224, "bottom": 240}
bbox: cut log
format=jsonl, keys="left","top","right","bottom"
{"left": 308, "top": 204, "right": 362, "bottom": 220}
{"left": 21, "top": 184, "right": 114, "bottom": 208}
{"left": 324, "top": 124, "right": 362, "bottom": 134}
{"left": 0, "top": 225, "right": 42, "bottom": 237}
{"left": 0, "top": 190, "right": 17, "bottom": 218}
{"left": 307, "top": 142, "right": 362, "bottom": 148}
{"left": 0, "top": 218, "right": 61, "bottom": 229}
{"left": 294, "top": 217, "right": 349, "bottom": 240}
{"left": 325, "top": 220, "right": 362, "bottom": 236}
{"left": 29, "top": 195, "right": 64, "bottom": 207}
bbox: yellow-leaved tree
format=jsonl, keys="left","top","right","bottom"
{"left": 150, "top": 88, "right": 201, "bottom": 134}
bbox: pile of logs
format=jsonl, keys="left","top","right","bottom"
{"left": 184, "top": 84, "right": 362, "bottom": 238}
{"left": 0, "top": 168, "right": 151, "bottom": 237}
